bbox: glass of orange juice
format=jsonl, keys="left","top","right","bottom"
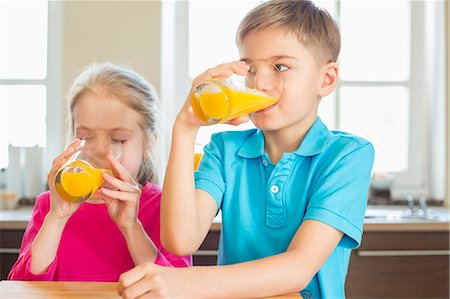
{"left": 55, "top": 139, "right": 121, "bottom": 203}
{"left": 194, "top": 143, "right": 203, "bottom": 171}
{"left": 191, "top": 61, "right": 283, "bottom": 125}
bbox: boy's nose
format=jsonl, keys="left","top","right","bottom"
{"left": 247, "top": 63, "right": 282, "bottom": 95}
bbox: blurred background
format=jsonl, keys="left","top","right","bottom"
{"left": 0, "top": 0, "right": 448, "bottom": 205}
{"left": 1, "top": 2, "right": 449, "bottom": 296}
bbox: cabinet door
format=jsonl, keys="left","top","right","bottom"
{"left": 346, "top": 231, "right": 450, "bottom": 299}
{"left": 193, "top": 231, "right": 219, "bottom": 266}
{"left": 0, "top": 230, "right": 25, "bottom": 280}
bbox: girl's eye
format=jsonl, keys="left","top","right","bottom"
{"left": 83, "top": 135, "right": 94, "bottom": 141}
{"left": 112, "top": 139, "right": 126, "bottom": 144}
{"left": 274, "top": 64, "right": 289, "bottom": 72}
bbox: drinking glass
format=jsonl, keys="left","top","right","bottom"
{"left": 55, "top": 139, "right": 121, "bottom": 203}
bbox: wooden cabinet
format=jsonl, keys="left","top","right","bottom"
{"left": 0, "top": 230, "right": 24, "bottom": 280}
{"left": 193, "top": 230, "right": 219, "bottom": 266}
{"left": 346, "top": 231, "right": 449, "bottom": 299}
{"left": 194, "top": 230, "right": 449, "bottom": 299}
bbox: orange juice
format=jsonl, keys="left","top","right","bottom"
{"left": 194, "top": 153, "right": 203, "bottom": 170}
{"left": 191, "top": 79, "right": 278, "bottom": 125}
{"left": 55, "top": 160, "right": 108, "bottom": 203}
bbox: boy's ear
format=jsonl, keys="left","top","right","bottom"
{"left": 319, "top": 62, "right": 339, "bottom": 97}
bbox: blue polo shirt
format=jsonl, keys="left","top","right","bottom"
{"left": 195, "top": 117, "right": 374, "bottom": 298}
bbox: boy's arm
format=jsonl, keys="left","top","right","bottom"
{"left": 160, "top": 61, "right": 252, "bottom": 255}
{"left": 118, "top": 219, "right": 342, "bottom": 298}
{"left": 161, "top": 121, "right": 218, "bottom": 255}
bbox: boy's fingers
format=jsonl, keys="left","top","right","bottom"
{"left": 118, "top": 264, "right": 152, "bottom": 294}
{"left": 192, "top": 61, "right": 249, "bottom": 88}
{"left": 120, "top": 276, "right": 156, "bottom": 299}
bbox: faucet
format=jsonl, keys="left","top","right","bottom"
{"left": 417, "top": 196, "right": 428, "bottom": 217}
{"left": 405, "top": 195, "right": 415, "bottom": 216}
{"left": 405, "top": 195, "right": 428, "bottom": 218}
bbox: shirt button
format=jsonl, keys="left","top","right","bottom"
{"left": 270, "top": 185, "right": 279, "bottom": 193}
{"left": 262, "top": 160, "right": 268, "bottom": 166}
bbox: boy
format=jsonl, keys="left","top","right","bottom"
{"left": 118, "top": 1, "right": 374, "bottom": 298}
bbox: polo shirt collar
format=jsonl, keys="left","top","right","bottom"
{"left": 237, "top": 117, "right": 330, "bottom": 159}
{"left": 296, "top": 117, "right": 330, "bottom": 156}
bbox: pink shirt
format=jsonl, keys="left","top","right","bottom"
{"left": 8, "top": 183, "right": 191, "bottom": 281}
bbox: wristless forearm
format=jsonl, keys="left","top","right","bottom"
{"left": 30, "top": 213, "right": 68, "bottom": 274}
{"left": 122, "top": 221, "right": 158, "bottom": 265}
{"left": 161, "top": 126, "right": 203, "bottom": 253}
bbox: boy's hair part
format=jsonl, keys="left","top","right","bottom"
{"left": 65, "top": 62, "right": 163, "bottom": 185}
{"left": 236, "top": 0, "right": 341, "bottom": 64}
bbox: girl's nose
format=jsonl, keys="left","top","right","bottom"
{"left": 82, "top": 137, "right": 110, "bottom": 167}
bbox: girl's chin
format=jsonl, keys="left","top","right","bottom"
{"left": 86, "top": 192, "right": 107, "bottom": 204}
{"left": 86, "top": 197, "right": 105, "bottom": 204}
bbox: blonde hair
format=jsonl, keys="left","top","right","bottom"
{"left": 65, "top": 63, "right": 162, "bottom": 185}
{"left": 236, "top": 0, "right": 341, "bottom": 64}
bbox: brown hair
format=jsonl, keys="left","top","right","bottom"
{"left": 236, "top": 0, "right": 341, "bottom": 64}
{"left": 65, "top": 63, "right": 162, "bottom": 185}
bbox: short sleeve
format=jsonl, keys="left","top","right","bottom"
{"left": 304, "top": 143, "right": 375, "bottom": 249}
{"left": 194, "top": 134, "right": 226, "bottom": 209}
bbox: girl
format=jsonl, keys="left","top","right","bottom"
{"left": 8, "top": 63, "right": 191, "bottom": 282}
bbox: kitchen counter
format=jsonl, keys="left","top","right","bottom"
{"left": 0, "top": 281, "right": 302, "bottom": 299}
{"left": 0, "top": 206, "right": 33, "bottom": 230}
{"left": 1, "top": 205, "right": 449, "bottom": 232}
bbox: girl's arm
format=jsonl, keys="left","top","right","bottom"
{"left": 100, "top": 155, "right": 159, "bottom": 266}
{"left": 29, "top": 139, "right": 83, "bottom": 275}
{"left": 120, "top": 221, "right": 158, "bottom": 265}
{"left": 29, "top": 213, "right": 70, "bottom": 274}
{"left": 118, "top": 220, "right": 343, "bottom": 298}
{"left": 8, "top": 194, "right": 59, "bottom": 280}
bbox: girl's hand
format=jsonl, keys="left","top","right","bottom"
{"left": 100, "top": 154, "right": 142, "bottom": 231}
{"left": 47, "top": 138, "right": 83, "bottom": 220}
{"left": 175, "top": 60, "right": 250, "bottom": 131}
{"left": 118, "top": 263, "right": 181, "bottom": 299}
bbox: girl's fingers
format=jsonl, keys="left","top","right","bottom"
{"left": 50, "top": 139, "right": 81, "bottom": 169}
{"left": 100, "top": 187, "right": 138, "bottom": 203}
{"left": 102, "top": 172, "right": 137, "bottom": 193}
{"left": 106, "top": 154, "right": 137, "bottom": 186}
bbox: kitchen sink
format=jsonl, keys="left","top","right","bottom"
{"left": 364, "top": 205, "right": 450, "bottom": 223}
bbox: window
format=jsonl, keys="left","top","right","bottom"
{"left": 161, "top": 0, "right": 446, "bottom": 200}
{"left": 0, "top": 1, "right": 48, "bottom": 168}
{"left": 1, "top": 1, "right": 63, "bottom": 198}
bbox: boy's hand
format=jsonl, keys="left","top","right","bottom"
{"left": 118, "top": 263, "right": 180, "bottom": 298}
{"left": 175, "top": 61, "right": 250, "bottom": 131}
{"left": 47, "top": 138, "right": 83, "bottom": 220}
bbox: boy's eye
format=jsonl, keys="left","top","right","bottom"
{"left": 274, "top": 64, "right": 288, "bottom": 72}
